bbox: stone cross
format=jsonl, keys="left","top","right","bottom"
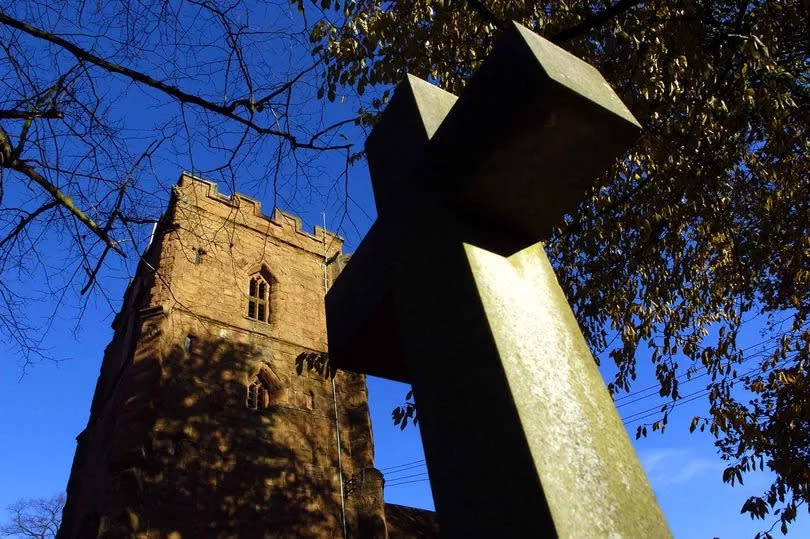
{"left": 327, "top": 22, "right": 671, "bottom": 537}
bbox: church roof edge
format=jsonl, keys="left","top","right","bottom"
{"left": 176, "top": 171, "right": 343, "bottom": 247}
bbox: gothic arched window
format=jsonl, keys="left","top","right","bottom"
{"left": 246, "top": 376, "right": 270, "bottom": 410}
{"left": 247, "top": 274, "right": 271, "bottom": 322}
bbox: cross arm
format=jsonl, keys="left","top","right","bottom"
{"left": 325, "top": 220, "right": 410, "bottom": 382}
{"left": 365, "top": 22, "right": 642, "bottom": 256}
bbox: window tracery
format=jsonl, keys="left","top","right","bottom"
{"left": 246, "top": 376, "right": 270, "bottom": 410}
{"left": 247, "top": 274, "right": 271, "bottom": 322}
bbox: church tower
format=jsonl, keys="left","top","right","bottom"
{"left": 57, "top": 173, "right": 388, "bottom": 538}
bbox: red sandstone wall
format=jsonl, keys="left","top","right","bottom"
{"left": 58, "top": 174, "right": 382, "bottom": 538}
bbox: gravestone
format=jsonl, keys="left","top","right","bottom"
{"left": 327, "top": 21, "right": 671, "bottom": 537}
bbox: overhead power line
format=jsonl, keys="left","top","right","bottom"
{"left": 613, "top": 337, "right": 782, "bottom": 405}
{"left": 384, "top": 471, "right": 429, "bottom": 482}
{"left": 386, "top": 477, "right": 431, "bottom": 488}
{"left": 623, "top": 354, "right": 800, "bottom": 426}
{"left": 383, "top": 463, "right": 428, "bottom": 477}
{"left": 378, "top": 459, "right": 425, "bottom": 472}
{"left": 616, "top": 350, "right": 767, "bottom": 412}
{"left": 373, "top": 341, "right": 805, "bottom": 491}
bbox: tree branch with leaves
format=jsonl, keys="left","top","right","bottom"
{"left": 308, "top": 0, "right": 809, "bottom": 533}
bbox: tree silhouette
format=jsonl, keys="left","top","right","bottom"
{"left": 1, "top": 494, "right": 64, "bottom": 539}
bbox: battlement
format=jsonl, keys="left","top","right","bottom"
{"left": 175, "top": 172, "right": 343, "bottom": 256}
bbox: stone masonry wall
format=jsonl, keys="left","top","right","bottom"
{"left": 58, "top": 173, "right": 385, "bottom": 538}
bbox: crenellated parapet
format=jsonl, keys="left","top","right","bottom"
{"left": 57, "top": 169, "right": 384, "bottom": 539}
{"left": 175, "top": 172, "right": 343, "bottom": 259}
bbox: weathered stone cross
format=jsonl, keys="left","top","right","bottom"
{"left": 327, "top": 22, "right": 671, "bottom": 537}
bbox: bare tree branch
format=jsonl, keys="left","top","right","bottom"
{"left": 0, "top": 201, "right": 58, "bottom": 249}
{"left": 0, "top": 493, "right": 64, "bottom": 538}
{"left": 80, "top": 138, "right": 165, "bottom": 294}
{"left": 5, "top": 157, "right": 125, "bottom": 256}
{"left": 0, "top": 110, "right": 63, "bottom": 120}
{"left": 0, "top": 10, "right": 350, "bottom": 151}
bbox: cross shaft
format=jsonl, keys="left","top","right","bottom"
{"left": 326, "top": 21, "right": 669, "bottom": 538}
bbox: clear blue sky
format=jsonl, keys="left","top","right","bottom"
{"left": 0, "top": 160, "right": 807, "bottom": 537}
{"left": 0, "top": 4, "right": 806, "bottom": 535}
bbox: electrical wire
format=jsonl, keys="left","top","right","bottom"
{"left": 623, "top": 354, "right": 800, "bottom": 426}
{"left": 386, "top": 478, "right": 431, "bottom": 488}
{"left": 614, "top": 342, "right": 787, "bottom": 411}
{"left": 613, "top": 337, "right": 783, "bottom": 405}
{"left": 381, "top": 463, "right": 427, "bottom": 476}
{"left": 378, "top": 459, "right": 425, "bottom": 471}
{"left": 374, "top": 341, "right": 805, "bottom": 490}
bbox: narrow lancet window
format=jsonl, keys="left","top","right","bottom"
{"left": 247, "top": 376, "right": 270, "bottom": 410}
{"left": 247, "top": 274, "right": 270, "bottom": 322}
